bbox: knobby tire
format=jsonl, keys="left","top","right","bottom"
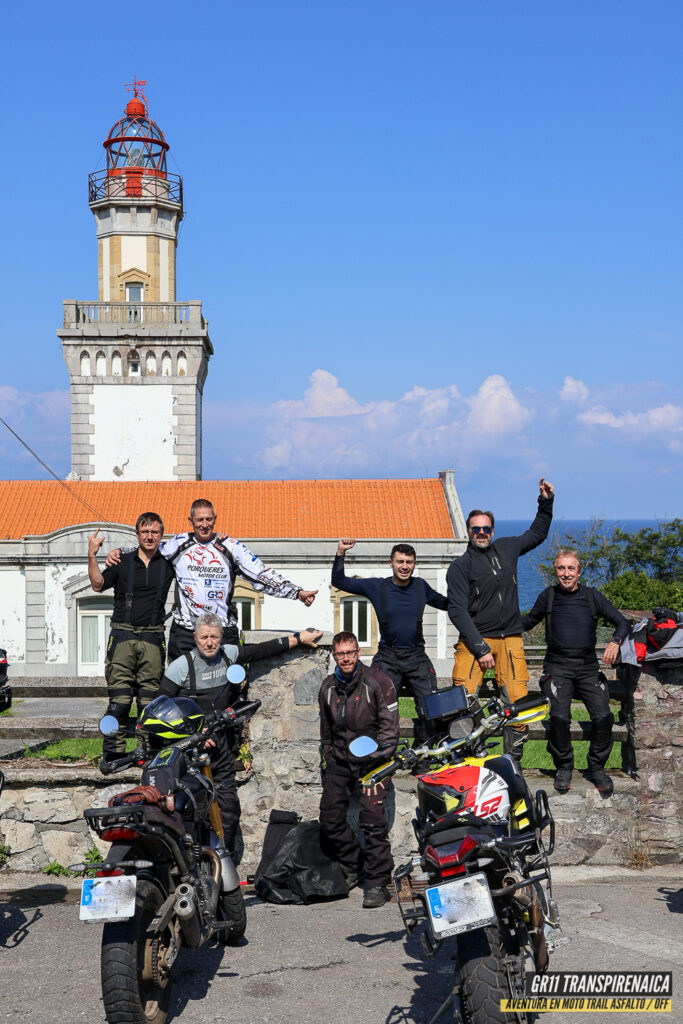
{"left": 218, "top": 886, "right": 247, "bottom": 945}
{"left": 457, "top": 922, "right": 532, "bottom": 1024}
{"left": 101, "top": 878, "right": 172, "bottom": 1024}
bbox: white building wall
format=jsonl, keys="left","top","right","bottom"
{"left": 44, "top": 564, "right": 72, "bottom": 664}
{"left": 0, "top": 568, "right": 26, "bottom": 663}
{"left": 91, "top": 384, "right": 175, "bottom": 480}
{"left": 120, "top": 236, "right": 147, "bottom": 275}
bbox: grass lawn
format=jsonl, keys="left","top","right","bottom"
{"left": 398, "top": 696, "right": 623, "bottom": 771}
{"left": 26, "top": 736, "right": 138, "bottom": 762}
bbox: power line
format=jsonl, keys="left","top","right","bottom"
{"left": 0, "top": 415, "right": 115, "bottom": 526}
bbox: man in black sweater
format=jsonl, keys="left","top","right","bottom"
{"left": 332, "top": 539, "right": 448, "bottom": 743}
{"left": 522, "top": 548, "right": 630, "bottom": 795}
{"left": 447, "top": 479, "right": 554, "bottom": 764}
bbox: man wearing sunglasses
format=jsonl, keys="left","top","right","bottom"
{"left": 446, "top": 478, "right": 555, "bottom": 765}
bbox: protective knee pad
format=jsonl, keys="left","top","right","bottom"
{"left": 107, "top": 700, "right": 132, "bottom": 724}
{"left": 547, "top": 715, "right": 573, "bottom": 768}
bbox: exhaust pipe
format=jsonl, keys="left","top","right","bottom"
{"left": 175, "top": 883, "right": 202, "bottom": 948}
{"left": 502, "top": 871, "right": 532, "bottom": 907}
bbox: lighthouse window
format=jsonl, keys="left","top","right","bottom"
{"left": 96, "top": 351, "right": 106, "bottom": 375}
{"left": 128, "top": 350, "right": 141, "bottom": 377}
{"left": 112, "top": 351, "right": 122, "bottom": 376}
{"left": 80, "top": 351, "right": 91, "bottom": 376}
{"left": 146, "top": 351, "right": 157, "bottom": 375}
{"left": 177, "top": 351, "right": 187, "bottom": 377}
{"left": 126, "top": 282, "right": 143, "bottom": 302}
{"left": 161, "top": 351, "right": 172, "bottom": 376}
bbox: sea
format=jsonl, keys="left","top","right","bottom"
{"left": 496, "top": 519, "right": 660, "bottom": 611}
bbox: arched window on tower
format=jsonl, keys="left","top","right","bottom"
{"left": 161, "top": 351, "right": 172, "bottom": 376}
{"left": 177, "top": 351, "right": 187, "bottom": 377}
{"left": 146, "top": 351, "right": 157, "bottom": 375}
{"left": 112, "top": 351, "right": 122, "bottom": 376}
{"left": 80, "top": 350, "right": 91, "bottom": 376}
{"left": 96, "top": 350, "right": 106, "bottom": 375}
{"left": 128, "top": 350, "right": 141, "bottom": 377}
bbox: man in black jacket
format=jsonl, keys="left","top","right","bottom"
{"left": 522, "top": 548, "right": 630, "bottom": 795}
{"left": 332, "top": 539, "right": 447, "bottom": 743}
{"left": 88, "top": 514, "right": 175, "bottom": 763}
{"left": 446, "top": 478, "right": 554, "bottom": 764}
{"left": 319, "top": 631, "right": 399, "bottom": 909}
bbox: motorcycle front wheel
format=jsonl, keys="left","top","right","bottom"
{"left": 101, "top": 878, "right": 173, "bottom": 1024}
{"left": 457, "top": 922, "right": 532, "bottom": 1024}
{"left": 217, "top": 885, "right": 247, "bottom": 946}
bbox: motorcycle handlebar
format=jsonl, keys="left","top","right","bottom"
{"left": 99, "top": 749, "right": 145, "bottom": 775}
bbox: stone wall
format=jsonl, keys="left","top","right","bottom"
{"left": 0, "top": 644, "right": 681, "bottom": 877}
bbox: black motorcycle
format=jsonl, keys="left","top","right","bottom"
{"left": 76, "top": 664, "right": 259, "bottom": 1024}
{"left": 352, "top": 686, "right": 566, "bottom": 1024}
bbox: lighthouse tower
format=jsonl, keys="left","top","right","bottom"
{"left": 58, "top": 80, "right": 212, "bottom": 481}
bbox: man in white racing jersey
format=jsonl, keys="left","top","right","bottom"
{"left": 105, "top": 498, "right": 318, "bottom": 661}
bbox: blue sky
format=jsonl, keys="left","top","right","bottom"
{"left": 0, "top": 1, "right": 680, "bottom": 517}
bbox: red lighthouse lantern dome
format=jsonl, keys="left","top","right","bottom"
{"left": 103, "top": 79, "right": 171, "bottom": 199}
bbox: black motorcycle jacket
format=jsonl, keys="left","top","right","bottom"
{"left": 447, "top": 495, "right": 554, "bottom": 657}
{"left": 319, "top": 662, "right": 399, "bottom": 770}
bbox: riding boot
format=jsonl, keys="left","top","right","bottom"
{"left": 547, "top": 715, "right": 573, "bottom": 772}
{"left": 587, "top": 713, "right": 614, "bottom": 774}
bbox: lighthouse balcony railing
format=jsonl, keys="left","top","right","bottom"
{"left": 88, "top": 170, "right": 183, "bottom": 206}
{"left": 63, "top": 301, "right": 206, "bottom": 329}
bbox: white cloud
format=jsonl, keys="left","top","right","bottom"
{"left": 577, "top": 403, "right": 683, "bottom": 435}
{"left": 559, "top": 376, "right": 589, "bottom": 405}
{"left": 256, "top": 370, "right": 532, "bottom": 474}
{"left": 466, "top": 374, "right": 532, "bottom": 437}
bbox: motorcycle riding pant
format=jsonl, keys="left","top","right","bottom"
{"left": 453, "top": 635, "right": 529, "bottom": 749}
{"left": 319, "top": 759, "right": 393, "bottom": 888}
{"left": 210, "top": 733, "right": 241, "bottom": 854}
{"left": 103, "top": 625, "right": 165, "bottom": 760}
{"left": 371, "top": 644, "right": 437, "bottom": 745}
{"left": 542, "top": 658, "right": 614, "bottom": 772}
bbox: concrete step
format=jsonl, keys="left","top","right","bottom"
{"left": 0, "top": 718, "right": 102, "bottom": 740}
{"left": 11, "top": 681, "right": 107, "bottom": 698}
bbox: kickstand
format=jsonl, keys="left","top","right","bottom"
{"left": 427, "top": 990, "right": 463, "bottom": 1024}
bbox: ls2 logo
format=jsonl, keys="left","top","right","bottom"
{"left": 207, "top": 590, "right": 224, "bottom": 600}
{"left": 475, "top": 795, "right": 503, "bottom": 818}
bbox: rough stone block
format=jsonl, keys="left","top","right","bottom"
{"left": 22, "top": 788, "right": 80, "bottom": 824}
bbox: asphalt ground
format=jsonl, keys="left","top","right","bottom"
{"left": 0, "top": 866, "right": 680, "bottom": 1024}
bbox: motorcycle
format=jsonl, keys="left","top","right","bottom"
{"left": 351, "top": 685, "right": 565, "bottom": 1024}
{"left": 75, "top": 664, "right": 259, "bottom": 1024}
{"left": 0, "top": 647, "right": 12, "bottom": 713}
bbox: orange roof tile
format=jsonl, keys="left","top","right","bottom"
{"left": 0, "top": 479, "right": 454, "bottom": 541}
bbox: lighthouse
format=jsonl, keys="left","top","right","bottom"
{"left": 57, "top": 80, "right": 212, "bottom": 481}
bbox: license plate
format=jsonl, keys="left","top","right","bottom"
{"left": 425, "top": 872, "right": 497, "bottom": 939}
{"left": 79, "top": 875, "right": 137, "bottom": 922}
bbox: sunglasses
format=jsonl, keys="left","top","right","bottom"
{"left": 470, "top": 525, "right": 493, "bottom": 535}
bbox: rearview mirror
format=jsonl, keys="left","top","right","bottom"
{"left": 98, "top": 714, "right": 120, "bottom": 737}
{"left": 226, "top": 664, "right": 246, "bottom": 686}
{"left": 349, "top": 735, "right": 378, "bottom": 758}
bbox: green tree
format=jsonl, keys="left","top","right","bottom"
{"left": 535, "top": 519, "right": 683, "bottom": 605}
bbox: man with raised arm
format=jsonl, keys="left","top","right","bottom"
{"left": 106, "top": 498, "right": 318, "bottom": 660}
{"left": 332, "top": 539, "right": 448, "bottom": 743}
{"left": 446, "top": 478, "right": 555, "bottom": 766}
{"left": 88, "top": 513, "right": 175, "bottom": 763}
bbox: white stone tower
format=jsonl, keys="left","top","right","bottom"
{"left": 58, "top": 80, "right": 212, "bottom": 481}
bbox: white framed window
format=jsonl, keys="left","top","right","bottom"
{"left": 235, "top": 598, "right": 255, "bottom": 632}
{"left": 78, "top": 596, "right": 113, "bottom": 675}
{"left": 341, "top": 597, "right": 371, "bottom": 645}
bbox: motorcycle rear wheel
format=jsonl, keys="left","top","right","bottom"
{"left": 457, "top": 922, "right": 532, "bottom": 1024}
{"left": 101, "top": 879, "right": 172, "bottom": 1024}
{"left": 217, "top": 886, "right": 247, "bottom": 946}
